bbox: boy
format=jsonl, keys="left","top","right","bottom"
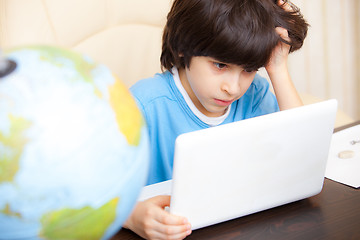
{"left": 124, "top": 0, "right": 308, "bottom": 239}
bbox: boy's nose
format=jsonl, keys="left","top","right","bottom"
{"left": 222, "top": 74, "right": 241, "bottom": 96}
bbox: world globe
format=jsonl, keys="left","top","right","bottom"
{"left": 0, "top": 46, "right": 149, "bottom": 239}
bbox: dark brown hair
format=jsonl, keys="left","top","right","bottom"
{"left": 160, "top": 0, "right": 309, "bottom": 72}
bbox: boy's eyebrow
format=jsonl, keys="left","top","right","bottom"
{"left": 210, "top": 58, "right": 227, "bottom": 64}
{"left": 207, "top": 57, "right": 231, "bottom": 64}
{"left": 207, "top": 57, "right": 260, "bottom": 70}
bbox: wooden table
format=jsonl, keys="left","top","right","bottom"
{"left": 113, "top": 121, "right": 360, "bottom": 240}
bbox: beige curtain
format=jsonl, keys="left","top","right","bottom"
{"left": 288, "top": 0, "right": 359, "bottom": 120}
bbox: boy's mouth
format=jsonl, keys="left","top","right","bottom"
{"left": 214, "top": 98, "right": 233, "bottom": 107}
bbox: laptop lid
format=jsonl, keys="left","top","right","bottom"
{"left": 169, "top": 99, "right": 337, "bottom": 230}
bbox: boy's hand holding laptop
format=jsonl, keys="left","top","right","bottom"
{"left": 125, "top": 195, "right": 191, "bottom": 240}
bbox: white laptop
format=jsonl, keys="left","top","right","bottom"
{"left": 138, "top": 99, "right": 338, "bottom": 230}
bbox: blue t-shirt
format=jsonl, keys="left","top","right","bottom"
{"left": 130, "top": 71, "right": 279, "bottom": 185}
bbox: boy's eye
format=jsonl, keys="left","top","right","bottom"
{"left": 213, "top": 62, "right": 227, "bottom": 70}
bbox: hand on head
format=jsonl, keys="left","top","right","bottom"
{"left": 124, "top": 195, "right": 192, "bottom": 240}
{"left": 265, "top": 26, "right": 291, "bottom": 75}
{"left": 278, "top": 0, "right": 298, "bottom": 12}
{"left": 265, "top": 0, "right": 296, "bottom": 75}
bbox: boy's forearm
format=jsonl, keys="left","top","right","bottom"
{"left": 268, "top": 68, "right": 303, "bottom": 111}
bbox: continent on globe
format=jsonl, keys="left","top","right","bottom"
{"left": 40, "top": 198, "right": 119, "bottom": 240}
{"left": 0, "top": 114, "right": 32, "bottom": 183}
{"left": 108, "top": 77, "right": 143, "bottom": 146}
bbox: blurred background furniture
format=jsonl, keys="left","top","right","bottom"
{"left": 0, "top": 0, "right": 169, "bottom": 87}
{"left": 0, "top": 0, "right": 357, "bottom": 127}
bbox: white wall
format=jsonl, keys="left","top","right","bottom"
{"left": 288, "top": 0, "right": 359, "bottom": 120}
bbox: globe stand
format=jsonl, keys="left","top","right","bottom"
{"left": 0, "top": 49, "right": 17, "bottom": 78}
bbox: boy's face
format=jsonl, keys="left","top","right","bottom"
{"left": 178, "top": 56, "right": 256, "bottom": 117}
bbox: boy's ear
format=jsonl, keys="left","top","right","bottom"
{"left": 179, "top": 53, "right": 184, "bottom": 57}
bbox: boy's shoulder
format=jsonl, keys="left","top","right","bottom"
{"left": 251, "top": 73, "right": 270, "bottom": 89}
{"left": 130, "top": 71, "right": 175, "bottom": 102}
{"left": 244, "top": 73, "right": 271, "bottom": 97}
{"left": 242, "top": 73, "right": 272, "bottom": 101}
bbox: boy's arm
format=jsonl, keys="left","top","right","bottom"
{"left": 265, "top": 27, "right": 303, "bottom": 111}
{"left": 123, "top": 195, "right": 191, "bottom": 240}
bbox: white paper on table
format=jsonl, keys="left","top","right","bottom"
{"left": 325, "top": 124, "right": 360, "bottom": 188}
